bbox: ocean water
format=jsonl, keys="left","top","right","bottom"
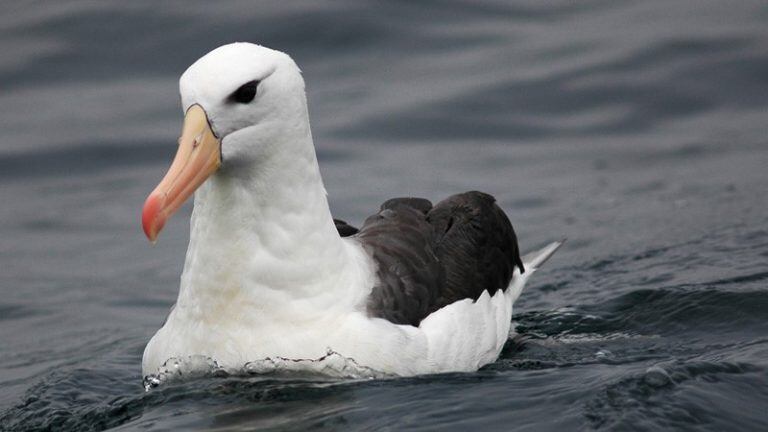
{"left": 1, "top": 1, "right": 767, "bottom": 430}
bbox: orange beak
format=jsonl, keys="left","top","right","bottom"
{"left": 142, "top": 104, "right": 221, "bottom": 242}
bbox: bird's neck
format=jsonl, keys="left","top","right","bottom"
{"left": 174, "top": 125, "right": 366, "bottom": 322}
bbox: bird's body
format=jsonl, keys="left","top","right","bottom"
{"left": 140, "top": 43, "right": 561, "bottom": 379}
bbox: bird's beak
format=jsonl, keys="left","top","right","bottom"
{"left": 142, "top": 104, "right": 221, "bottom": 242}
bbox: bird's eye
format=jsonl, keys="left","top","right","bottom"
{"left": 228, "top": 80, "right": 259, "bottom": 104}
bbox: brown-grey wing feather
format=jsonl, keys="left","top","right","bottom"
{"left": 357, "top": 192, "right": 524, "bottom": 327}
{"left": 426, "top": 191, "right": 524, "bottom": 311}
{"left": 356, "top": 198, "right": 442, "bottom": 326}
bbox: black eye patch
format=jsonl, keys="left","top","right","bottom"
{"left": 227, "top": 80, "right": 260, "bottom": 104}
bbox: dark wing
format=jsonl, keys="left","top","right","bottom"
{"left": 334, "top": 218, "right": 359, "bottom": 237}
{"left": 427, "top": 191, "right": 524, "bottom": 308}
{"left": 356, "top": 191, "right": 524, "bottom": 327}
{"left": 354, "top": 197, "right": 442, "bottom": 326}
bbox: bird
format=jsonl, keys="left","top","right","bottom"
{"left": 140, "top": 42, "right": 562, "bottom": 380}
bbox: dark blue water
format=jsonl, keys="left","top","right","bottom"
{"left": 1, "top": 1, "right": 767, "bottom": 430}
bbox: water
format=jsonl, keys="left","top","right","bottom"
{"left": 1, "top": 0, "right": 767, "bottom": 430}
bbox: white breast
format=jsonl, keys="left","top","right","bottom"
{"left": 142, "top": 243, "right": 524, "bottom": 378}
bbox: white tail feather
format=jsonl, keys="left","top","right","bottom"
{"left": 507, "top": 240, "right": 564, "bottom": 302}
{"left": 522, "top": 240, "right": 565, "bottom": 273}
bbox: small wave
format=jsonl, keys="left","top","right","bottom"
{"left": 143, "top": 356, "right": 224, "bottom": 391}
{"left": 548, "top": 332, "right": 657, "bottom": 345}
{"left": 143, "top": 350, "right": 388, "bottom": 390}
{"left": 519, "top": 287, "right": 768, "bottom": 340}
{"left": 243, "top": 350, "right": 389, "bottom": 380}
{"left": 584, "top": 360, "right": 764, "bottom": 429}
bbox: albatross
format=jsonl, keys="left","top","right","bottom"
{"left": 140, "top": 42, "right": 562, "bottom": 379}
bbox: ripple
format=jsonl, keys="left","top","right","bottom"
{"left": 143, "top": 350, "right": 388, "bottom": 390}
{"left": 584, "top": 360, "right": 766, "bottom": 430}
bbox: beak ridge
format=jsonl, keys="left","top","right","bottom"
{"left": 141, "top": 104, "right": 221, "bottom": 242}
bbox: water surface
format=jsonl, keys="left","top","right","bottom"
{"left": 1, "top": 1, "right": 767, "bottom": 430}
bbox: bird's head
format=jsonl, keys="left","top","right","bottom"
{"left": 141, "top": 43, "right": 307, "bottom": 242}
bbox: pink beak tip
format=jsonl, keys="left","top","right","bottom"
{"left": 142, "top": 194, "right": 163, "bottom": 243}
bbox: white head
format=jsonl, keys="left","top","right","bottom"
{"left": 142, "top": 43, "right": 314, "bottom": 241}
{"left": 181, "top": 43, "right": 310, "bottom": 169}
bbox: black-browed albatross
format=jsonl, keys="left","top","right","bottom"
{"left": 141, "top": 42, "right": 562, "bottom": 379}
